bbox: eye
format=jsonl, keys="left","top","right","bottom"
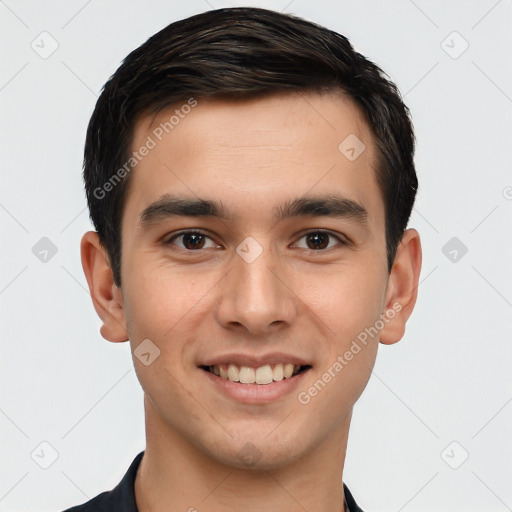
{"left": 166, "top": 231, "right": 219, "bottom": 250}
{"left": 293, "top": 231, "right": 345, "bottom": 251}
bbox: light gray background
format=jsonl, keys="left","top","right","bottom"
{"left": 1, "top": 1, "right": 511, "bottom": 511}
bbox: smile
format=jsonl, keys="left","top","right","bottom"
{"left": 201, "top": 363, "right": 311, "bottom": 385}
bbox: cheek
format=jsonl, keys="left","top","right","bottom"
{"left": 122, "top": 258, "right": 220, "bottom": 350}
{"left": 298, "top": 263, "right": 386, "bottom": 345}
{"left": 123, "top": 276, "right": 177, "bottom": 341}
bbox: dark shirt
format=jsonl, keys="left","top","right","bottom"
{"left": 61, "top": 451, "right": 364, "bottom": 512}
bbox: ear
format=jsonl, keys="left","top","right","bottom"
{"left": 80, "top": 231, "right": 129, "bottom": 343}
{"left": 379, "top": 228, "right": 422, "bottom": 345}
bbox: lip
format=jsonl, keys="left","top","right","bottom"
{"left": 200, "top": 365, "right": 311, "bottom": 404}
{"left": 198, "top": 352, "right": 311, "bottom": 368}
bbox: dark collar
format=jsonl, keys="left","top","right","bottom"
{"left": 62, "top": 451, "right": 364, "bottom": 512}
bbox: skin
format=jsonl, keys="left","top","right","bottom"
{"left": 81, "top": 91, "right": 421, "bottom": 512}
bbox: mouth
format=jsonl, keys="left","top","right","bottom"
{"left": 200, "top": 363, "right": 312, "bottom": 385}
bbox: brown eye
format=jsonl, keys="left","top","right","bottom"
{"left": 182, "top": 233, "right": 206, "bottom": 249}
{"left": 293, "top": 231, "right": 345, "bottom": 251}
{"left": 167, "top": 231, "right": 218, "bottom": 250}
{"left": 305, "top": 232, "right": 329, "bottom": 250}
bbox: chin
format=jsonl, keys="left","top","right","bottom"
{"left": 201, "top": 427, "right": 309, "bottom": 471}
{"left": 216, "top": 445, "right": 304, "bottom": 472}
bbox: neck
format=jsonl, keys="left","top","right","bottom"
{"left": 135, "top": 395, "right": 351, "bottom": 512}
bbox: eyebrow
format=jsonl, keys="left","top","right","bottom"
{"left": 139, "top": 193, "right": 368, "bottom": 227}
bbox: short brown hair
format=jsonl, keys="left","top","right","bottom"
{"left": 84, "top": 7, "right": 417, "bottom": 286}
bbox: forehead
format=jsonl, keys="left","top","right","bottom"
{"left": 123, "top": 92, "right": 382, "bottom": 230}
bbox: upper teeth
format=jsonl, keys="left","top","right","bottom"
{"left": 209, "top": 363, "right": 301, "bottom": 384}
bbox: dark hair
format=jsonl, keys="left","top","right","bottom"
{"left": 84, "top": 7, "right": 417, "bottom": 287}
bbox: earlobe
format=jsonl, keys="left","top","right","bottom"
{"left": 379, "top": 228, "right": 422, "bottom": 345}
{"left": 80, "top": 231, "right": 129, "bottom": 343}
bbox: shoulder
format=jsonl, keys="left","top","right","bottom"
{"left": 59, "top": 451, "right": 144, "bottom": 512}
{"left": 344, "top": 483, "right": 366, "bottom": 512}
{"left": 60, "top": 490, "right": 114, "bottom": 512}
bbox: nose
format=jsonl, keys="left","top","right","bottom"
{"left": 215, "top": 245, "right": 298, "bottom": 336}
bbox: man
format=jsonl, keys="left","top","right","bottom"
{"left": 65, "top": 6, "right": 421, "bottom": 511}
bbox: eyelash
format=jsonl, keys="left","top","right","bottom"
{"left": 165, "top": 230, "right": 348, "bottom": 251}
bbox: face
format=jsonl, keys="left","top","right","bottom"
{"left": 88, "top": 92, "right": 417, "bottom": 470}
